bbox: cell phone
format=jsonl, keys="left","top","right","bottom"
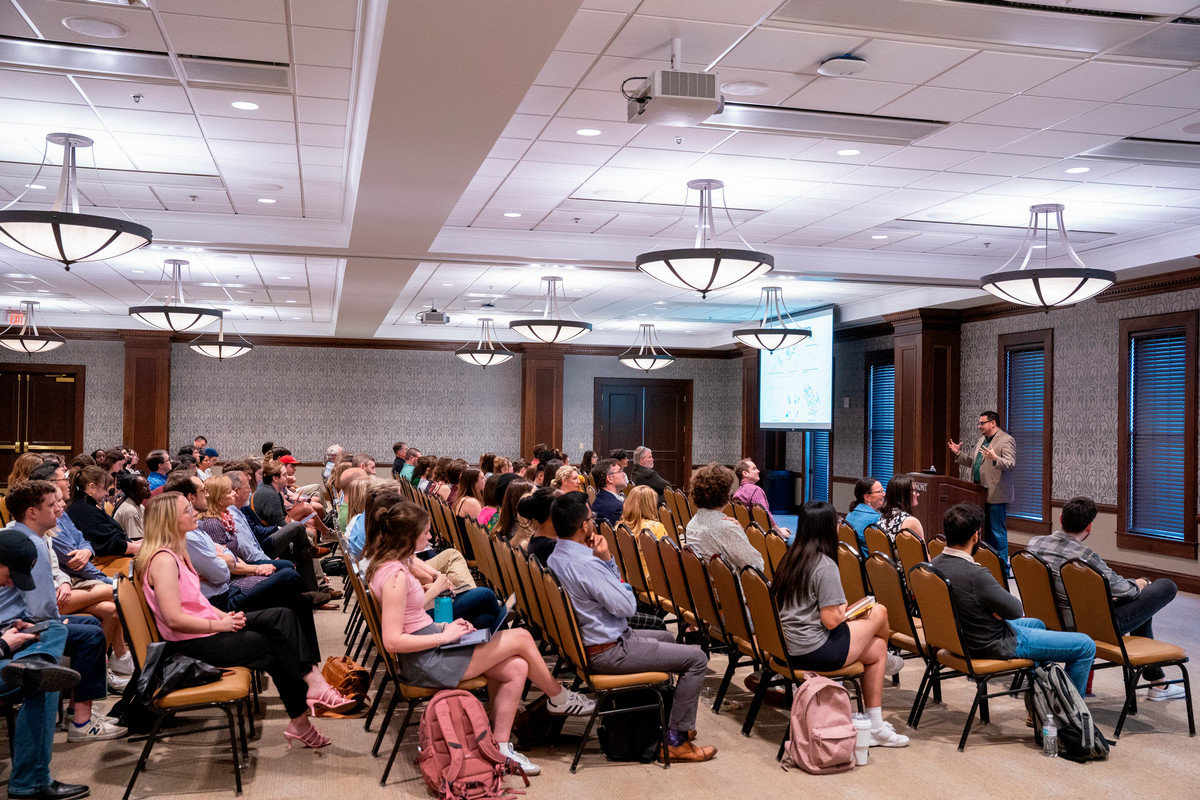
{"left": 26, "top": 620, "right": 53, "bottom": 634}
{"left": 301, "top": 511, "right": 317, "bottom": 524}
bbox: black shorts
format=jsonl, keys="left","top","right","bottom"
{"left": 787, "top": 622, "right": 851, "bottom": 672}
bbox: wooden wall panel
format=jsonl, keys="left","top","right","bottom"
{"left": 122, "top": 333, "right": 172, "bottom": 458}
{"left": 886, "top": 309, "right": 961, "bottom": 479}
{"left": 520, "top": 346, "right": 564, "bottom": 458}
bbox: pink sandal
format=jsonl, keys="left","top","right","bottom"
{"left": 307, "top": 685, "right": 356, "bottom": 715}
{"left": 284, "top": 722, "right": 331, "bottom": 750}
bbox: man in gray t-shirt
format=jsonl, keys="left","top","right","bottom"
{"left": 778, "top": 555, "right": 844, "bottom": 656}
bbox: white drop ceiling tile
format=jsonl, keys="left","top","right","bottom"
{"left": 1093, "top": 163, "right": 1200, "bottom": 186}
{"left": 73, "top": 79, "right": 189, "bottom": 114}
{"left": 160, "top": 198, "right": 234, "bottom": 213}
{"left": 486, "top": 191, "right": 563, "bottom": 212}
{"left": 639, "top": 0, "right": 782, "bottom": 25}
{"left": 501, "top": 114, "right": 551, "bottom": 140}
{"left": 996, "top": 130, "right": 1121, "bottom": 159}
{"left": 948, "top": 152, "right": 1059, "bottom": 177}
{"left": 1120, "top": 68, "right": 1200, "bottom": 108}
{"left": 927, "top": 51, "right": 1078, "bottom": 94}
{"left": 524, "top": 139, "right": 620, "bottom": 166}
{"left": 297, "top": 123, "right": 345, "bottom": 149}
{"left": 210, "top": 140, "right": 298, "bottom": 163}
{"left": 297, "top": 97, "right": 349, "bottom": 125}
{"left": 539, "top": 117, "right": 643, "bottom": 146}
{"left": 875, "top": 187, "right": 961, "bottom": 210}
{"left": 96, "top": 107, "right": 202, "bottom": 138}
{"left": 1028, "top": 61, "right": 1184, "bottom": 103}
{"left": 1021, "top": 160, "right": 1137, "bottom": 181}
{"left": 838, "top": 165, "right": 936, "bottom": 188}
{"left": 0, "top": 3, "right": 35, "bottom": 38}
{"left": 292, "top": 26, "right": 356, "bottom": 69}
{"left": 1054, "top": 104, "right": 1193, "bottom": 137}
{"left": 289, "top": 0, "right": 357, "bottom": 29}
{"left": 878, "top": 87, "right": 1010, "bottom": 123}
{"left": 689, "top": 153, "right": 791, "bottom": 180}
{"left": 517, "top": 85, "right": 572, "bottom": 116}
{"left": 852, "top": 39, "right": 976, "bottom": 85}
{"left": 775, "top": 160, "right": 863, "bottom": 182}
{"left": 112, "top": 132, "right": 212, "bottom": 159}
{"left": 0, "top": 98, "right": 101, "bottom": 129}
{"left": 127, "top": 154, "right": 218, "bottom": 174}
{"left": 555, "top": 9, "right": 628, "bottom": 54}
{"left": 912, "top": 123, "right": 1036, "bottom": 153}
{"left": 627, "top": 125, "right": 732, "bottom": 152}
{"left": 201, "top": 116, "right": 296, "bottom": 144}
{"left": 295, "top": 66, "right": 353, "bottom": 100}
{"left": 977, "top": 177, "right": 1076, "bottom": 198}
{"left": 558, "top": 88, "right": 628, "bottom": 121}
{"left": 465, "top": 173, "right": 504, "bottom": 194}
{"left": 1135, "top": 110, "right": 1200, "bottom": 142}
{"left": 598, "top": 215, "right": 673, "bottom": 234}
{"left": 714, "top": 67, "right": 814, "bottom": 106}
{"left": 0, "top": 72, "right": 84, "bottom": 106}
{"left": 300, "top": 146, "right": 342, "bottom": 167}
{"left": 159, "top": 14, "right": 289, "bottom": 62}
{"left": 154, "top": 0, "right": 286, "bottom": 23}
{"left": 535, "top": 211, "right": 617, "bottom": 232}
{"left": 75, "top": 183, "right": 158, "bottom": 203}
{"left": 19, "top": 1, "right": 167, "bottom": 51}
{"left": 535, "top": 51, "right": 595, "bottom": 89}
{"left": 1050, "top": 182, "right": 1146, "bottom": 202}
{"left": 190, "top": 88, "right": 295, "bottom": 121}
{"left": 967, "top": 95, "right": 1103, "bottom": 128}
{"left": 719, "top": 28, "right": 867, "bottom": 74}
{"left": 711, "top": 132, "right": 822, "bottom": 160}
{"left": 1120, "top": 187, "right": 1200, "bottom": 208}
{"left": 782, "top": 78, "right": 913, "bottom": 116}
{"left": 507, "top": 160, "right": 598, "bottom": 184}
{"left": 802, "top": 183, "right": 894, "bottom": 203}
{"left": 300, "top": 164, "right": 343, "bottom": 183}
{"left": 487, "top": 138, "right": 530, "bottom": 161}
{"left": 607, "top": 16, "right": 744, "bottom": 65}
{"left": 576, "top": 54, "right": 673, "bottom": 92}
{"left": 475, "top": 158, "right": 517, "bottom": 180}
{"left": 213, "top": 159, "right": 300, "bottom": 182}
{"left": 867, "top": 147, "right": 973, "bottom": 171}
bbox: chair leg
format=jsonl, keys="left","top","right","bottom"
{"left": 569, "top": 697, "right": 604, "bottom": 773}
{"left": 123, "top": 711, "right": 172, "bottom": 800}
{"left": 908, "top": 662, "right": 936, "bottom": 729}
{"left": 236, "top": 702, "right": 249, "bottom": 755}
{"left": 382, "top": 701, "right": 418, "bottom": 786}
{"left": 713, "top": 653, "right": 743, "bottom": 714}
{"left": 1114, "top": 666, "right": 1143, "bottom": 738}
{"left": 957, "top": 682, "right": 986, "bottom": 752}
{"left": 656, "top": 690, "right": 669, "bottom": 770}
{"left": 371, "top": 691, "right": 403, "bottom": 757}
{"left": 741, "top": 669, "right": 774, "bottom": 737}
{"left": 1180, "top": 664, "right": 1195, "bottom": 736}
{"left": 368, "top": 653, "right": 382, "bottom": 683}
{"left": 221, "top": 705, "right": 244, "bottom": 796}
{"left": 365, "top": 674, "right": 391, "bottom": 732}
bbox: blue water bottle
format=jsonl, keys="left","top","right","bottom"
{"left": 433, "top": 594, "right": 453, "bottom": 624}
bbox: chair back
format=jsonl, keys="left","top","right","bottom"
{"left": 927, "top": 535, "right": 946, "bottom": 559}
{"left": 638, "top": 530, "right": 673, "bottom": 611}
{"left": 743, "top": 523, "right": 771, "bottom": 578}
{"left": 732, "top": 503, "right": 752, "bottom": 530}
{"left": 739, "top": 566, "right": 790, "bottom": 668}
{"left": 615, "top": 524, "right": 650, "bottom": 596}
{"left": 907, "top": 563, "right": 968, "bottom": 661}
{"left": 597, "top": 521, "right": 623, "bottom": 580}
{"left": 708, "top": 554, "right": 757, "bottom": 656}
{"left": 511, "top": 547, "right": 548, "bottom": 636}
{"left": 663, "top": 489, "right": 683, "bottom": 527}
{"left": 675, "top": 489, "right": 695, "bottom": 527}
{"left": 721, "top": 502, "right": 735, "bottom": 518}
{"left": 893, "top": 530, "right": 928, "bottom": 573}
{"left": 751, "top": 504, "right": 772, "bottom": 534}
{"left": 657, "top": 536, "right": 696, "bottom": 625}
{"left": 536, "top": 563, "right": 588, "bottom": 674}
{"left": 657, "top": 504, "right": 676, "bottom": 533}
{"left": 680, "top": 546, "right": 725, "bottom": 643}
{"left": 358, "top": 572, "right": 403, "bottom": 683}
{"left": 1010, "top": 550, "right": 1064, "bottom": 631}
{"left": 863, "top": 524, "right": 894, "bottom": 559}
{"left": 488, "top": 532, "right": 518, "bottom": 600}
{"left": 837, "top": 522, "right": 859, "bottom": 552}
{"left": 586, "top": 485, "right": 596, "bottom": 506}
{"left": 837, "top": 542, "right": 868, "bottom": 604}
{"left": 973, "top": 542, "right": 1008, "bottom": 591}
{"left": 527, "top": 554, "right": 565, "bottom": 653}
{"left": 463, "top": 518, "right": 497, "bottom": 590}
{"left": 764, "top": 532, "right": 788, "bottom": 579}
{"left": 113, "top": 574, "right": 160, "bottom": 671}
{"left": 0, "top": 496, "right": 10, "bottom": 527}
{"left": 864, "top": 554, "right": 923, "bottom": 653}
{"left": 1059, "top": 559, "right": 1122, "bottom": 648}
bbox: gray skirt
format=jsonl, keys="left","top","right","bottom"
{"left": 397, "top": 623, "right": 475, "bottom": 688}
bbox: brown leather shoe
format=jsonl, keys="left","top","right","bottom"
{"left": 659, "top": 741, "right": 717, "bottom": 763}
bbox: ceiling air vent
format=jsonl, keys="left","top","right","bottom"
{"left": 179, "top": 55, "right": 290, "bottom": 91}
{"left": 1080, "top": 137, "right": 1200, "bottom": 168}
{"left": 936, "top": 1, "right": 1157, "bottom": 22}
{"left": 701, "top": 103, "right": 946, "bottom": 146}
{"left": 0, "top": 36, "right": 173, "bottom": 79}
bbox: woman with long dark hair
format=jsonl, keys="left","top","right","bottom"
{"left": 877, "top": 474, "right": 924, "bottom": 542}
{"left": 771, "top": 501, "right": 909, "bottom": 748}
{"left": 67, "top": 465, "right": 140, "bottom": 556}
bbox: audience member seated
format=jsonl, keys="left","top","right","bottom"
{"left": 877, "top": 474, "right": 924, "bottom": 544}
{"left": 539, "top": 459, "right": 562, "bottom": 489}
{"left": 139, "top": 492, "right": 351, "bottom": 749}
{"left": 334, "top": 466, "right": 367, "bottom": 532}
{"left": 621, "top": 485, "right": 669, "bottom": 541}
{"left": 630, "top": 446, "right": 670, "bottom": 499}
{"left": 684, "top": 464, "right": 763, "bottom": 571}
{"left": 195, "top": 448, "right": 219, "bottom": 480}
{"left": 350, "top": 452, "right": 377, "bottom": 476}
{"left": 390, "top": 441, "right": 408, "bottom": 479}
{"left": 65, "top": 466, "right": 140, "bottom": 557}
{"left": 30, "top": 463, "right": 112, "bottom": 590}
{"left": 732, "top": 459, "right": 791, "bottom": 540}
{"left": 399, "top": 448, "right": 420, "bottom": 483}
{"left": 226, "top": 468, "right": 324, "bottom": 597}
{"left": 548, "top": 492, "right": 714, "bottom": 763}
{"left": 494, "top": 479, "right": 535, "bottom": 543}
{"left": 112, "top": 474, "right": 149, "bottom": 540}
{"left": 589, "top": 458, "right": 627, "bottom": 528}
{"left": 370, "top": 498, "right": 594, "bottom": 775}
{"left": 1026, "top": 496, "right": 1185, "bottom": 701}
{"left": 845, "top": 477, "right": 885, "bottom": 558}
{"left": 478, "top": 474, "right": 500, "bottom": 531}
{"left": 412, "top": 455, "right": 435, "bottom": 491}
{"left": 931, "top": 503, "right": 1095, "bottom": 696}
{"left": 344, "top": 474, "right": 374, "bottom": 561}
{"left": 3, "top": 481, "right": 125, "bottom": 744}
{"left": 0, "top": 529, "right": 89, "bottom": 800}
{"left": 444, "top": 460, "right": 468, "bottom": 505}
{"left": 426, "top": 457, "right": 453, "bottom": 500}
{"left": 451, "top": 467, "right": 485, "bottom": 522}
{"left": 6, "top": 453, "right": 48, "bottom": 491}
{"left": 579, "top": 449, "right": 598, "bottom": 475}
{"left": 772, "top": 501, "right": 908, "bottom": 748}
{"left": 518, "top": 489, "right": 559, "bottom": 563}
{"left": 493, "top": 456, "right": 513, "bottom": 475}
{"left": 479, "top": 452, "right": 495, "bottom": 477}
{"left": 551, "top": 465, "right": 582, "bottom": 494}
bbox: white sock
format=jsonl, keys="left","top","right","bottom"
{"left": 498, "top": 741, "right": 512, "bottom": 751}
{"left": 867, "top": 707, "right": 884, "bottom": 729}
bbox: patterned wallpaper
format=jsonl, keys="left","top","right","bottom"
{"left": 5, "top": 340, "right": 125, "bottom": 452}
{"left": 170, "top": 344, "right": 522, "bottom": 462}
{"left": 961, "top": 286, "right": 1200, "bottom": 506}
{"left": 562, "top": 354, "right": 742, "bottom": 466}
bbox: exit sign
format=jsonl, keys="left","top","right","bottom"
{"left": 7, "top": 310, "right": 24, "bottom": 326}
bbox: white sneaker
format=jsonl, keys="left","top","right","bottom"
{"left": 884, "top": 653, "right": 905, "bottom": 677}
{"left": 869, "top": 721, "right": 910, "bottom": 748}
{"left": 108, "top": 651, "right": 135, "bottom": 676}
{"left": 107, "top": 669, "right": 130, "bottom": 693}
{"left": 67, "top": 712, "right": 128, "bottom": 743}
{"left": 546, "top": 685, "right": 595, "bottom": 716}
{"left": 498, "top": 741, "right": 540, "bottom": 776}
{"left": 1148, "top": 683, "right": 1187, "bottom": 702}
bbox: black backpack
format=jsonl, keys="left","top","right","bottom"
{"left": 596, "top": 687, "right": 673, "bottom": 763}
{"left": 1025, "top": 663, "right": 1110, "bottom": 763}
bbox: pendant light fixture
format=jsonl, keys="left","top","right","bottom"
{"left": 635, "top": 178, "right": 773, "bottom": 298}
{"left": 0, "top": 132, "right": 152, "bottom": 270}
{"left": 455, "top": 317, "right": 514, "bottom": 367}
{"left": 509, "top": 276, "right": 592, "bottom": 344}
{"left": 980, "top": 203, "right": 1115, "bottom": 309}
{"left": 128, "top": 259, "right": 222, "bottom": 332}
{"left": 733, "top": 286, "right": 812, "bottom": 352}
{"left": 0, "top": 300, "right": 66, "bottom": 354}
{"left": 188, "top": 313, "right": 254, "bottom": 361}
{"left": 618, "top": 323, "right": 674, "bottom": 372}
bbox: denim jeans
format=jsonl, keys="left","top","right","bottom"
{"left": 983, "top": 503, "right": 1009, "bottom": 571}
{"left": 64, "top": 614, "right": 106, "bottom": 702}
{"left": 0, "top": 620, "right": 68, "bottom": 795}
{"left": 452, "top": 588, "right": 502, "bottom": 631}
{"left": 1011, "top": 617, "right": 1095, "bottom": 696}
{"left": 1114, "top": 578, "right": 1178, "bottom": 681}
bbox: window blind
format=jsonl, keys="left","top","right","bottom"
{"left": 867, "top": 362, "right": 895, "bottom": 483}
{"left": 1128, "top": 330, "right": 1187, "bottom": 540}
{"left": 1005, "top": 347, "right": 1045, "bottom": 522}
{"left": 805, "top": 430, "right": 830, "bottom": 502}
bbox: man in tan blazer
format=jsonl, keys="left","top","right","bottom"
{"left": 949, "top": 410, "right": 1016, "bottom": 572}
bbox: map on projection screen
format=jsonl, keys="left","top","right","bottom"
{"left": 759, "top": 305, "right": 833, "bottom": 431}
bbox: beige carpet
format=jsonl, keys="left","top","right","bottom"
{"left": 32, "top": 584, "right": 1199, "bottom": 799}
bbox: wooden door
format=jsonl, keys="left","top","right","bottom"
{"left": 0, "top": 365, "right": 85, "bottom": 486}
{"left": 594, "top": 377, "right": 692, "bottom": 488}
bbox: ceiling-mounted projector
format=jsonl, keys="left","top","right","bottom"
{"left": 626, "top": 70, "right": 722, "bottom": 126}
{"left": 417, "top": 307, "right": 449, "bottom": 325}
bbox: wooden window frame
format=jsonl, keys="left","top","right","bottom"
{"left": 1117, "top": 311, "right": 1198, "bottom": 560}
{"left": 997, "top": 329, "right": 1053, "bottom": 536}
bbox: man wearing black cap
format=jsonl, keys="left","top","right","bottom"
{"left": 0, "top": 530, "right": 88, "bottom": 800}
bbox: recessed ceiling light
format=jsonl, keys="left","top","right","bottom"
{"left": 837, "top": 149, "right": 862, "bottom": 156}
{"left": 441, "top": 283, "right": 453, "bottom": 287}
{"left": 503, "top": 212, "right": 522, "bottom": 218}
{"left": 36, "top": 289, "right": 49, "bottom": 293}
{"left": 1065, "top": 166, "right": 1090, "bottom": 174}
{"left": 131, "top": 269, "right": 144, "bottom": 274}
{"left": 24, "top": 184, "right": 46, "bottom": 190}
{"left": 286, "top": 299, "right": 296, "bottom": 303}
{"left": 575, "top": 128, "right": 602, "bottom": 137}
{"left": 637, "top": 313, "right": 647, "bottom": 316}
{"left": 684, "top": 330, "right": 693, "bottom": 334}
{"left": 292, "top": 316, "right": 300, "bottom": 320}
{"left": 279, "top": 276, "right": 291, "bottom": 280}
{"left": 257, "top": 198, "right": 277, "bottom": 204}
{"left": 871, "top": 234, "right": 889, "bottom": 240}
{"left": 231, "top": 101, "right": 260, "bottom": 111}
{"left": 62, "top": 16, "right": 128, "bottom": 38}
{"left": 721, "top": 80, "right": 771, "bottom": 97}
{"left": 237, "top": 290, "right": 252, "bottom": 294}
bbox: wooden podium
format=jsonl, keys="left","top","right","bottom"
{"left": 907, "top": 472, "right": 986, "bottom": 541}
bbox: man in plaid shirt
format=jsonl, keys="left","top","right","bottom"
{"left": 1026, "top": 496, "right": 1184, "bottom": 702}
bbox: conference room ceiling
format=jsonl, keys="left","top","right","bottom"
{"left": 3, "top": 0, "right": 1200, "bottom": 348}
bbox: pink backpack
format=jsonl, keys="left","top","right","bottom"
{"left": 780, "top": 674, "right": 856, "bottom": 775}
{"left": 417, "top": 690, "right": 529, "bottom": 799}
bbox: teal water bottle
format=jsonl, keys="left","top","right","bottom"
{"left": 433, "top": 594, "right": 453, "bottom": 624}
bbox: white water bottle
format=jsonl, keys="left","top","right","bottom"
{"left": 1042, "top": 723, "right": 1058, "bottom": 757}
{"left": 852, "top": 713, "right": 871, "bottom": 766}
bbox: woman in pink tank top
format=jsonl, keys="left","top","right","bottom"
{"left": 365, "top": 499, "right": 597, "bottom": 777}
{"left": 136, "top": 492, "right": 354, "bottom": 750}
